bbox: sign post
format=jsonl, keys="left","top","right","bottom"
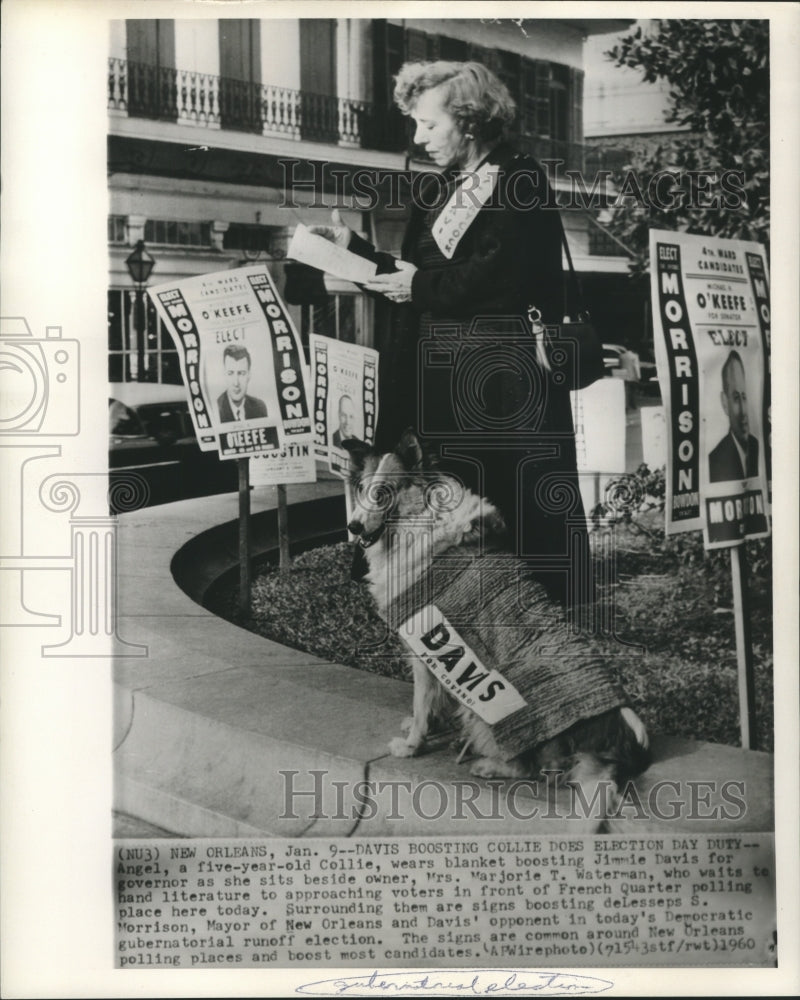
{"left": 237, "top": 458, "right": 251, "bottom": 616}
{"left": 730, "top": 545, "right": 757, "bottom": 748}
{"left": 276, "top": 484, "right": 290, "bottom": 572}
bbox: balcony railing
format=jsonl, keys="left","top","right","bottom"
{"left": 108, "top": 58, "right": 407, "bottom": 150}
{"left": 109, "top": 59, "right": 586, "bottom": 171}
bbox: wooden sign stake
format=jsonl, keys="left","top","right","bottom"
{"left": 237, "top": 458, "right": 251, "bottom": 616}
{"left": 730, "top": 543, "right": 757, "bottom": 750}
{"left": 276, "top": 483, "right": 290, "bottom": 571}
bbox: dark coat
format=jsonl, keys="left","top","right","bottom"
{"left": 708, "top": 432, "right": 759, "bottom": 483}
{"left": 350, "top": 143, "right": 588, "bottom": 605}
{"left": 217, "top": 392, "right": 268, "bottom": 423}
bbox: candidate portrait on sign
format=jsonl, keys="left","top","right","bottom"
{"left": 708, "top": 349, "right": 759, "bottom": 482}
{"left": 217, "top": 345, "right": 268, "bottom": 423}
{"left": 331, "top": 393, "right": 359, "bottom": 448}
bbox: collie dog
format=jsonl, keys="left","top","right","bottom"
{"left": 344, "top": 430, "right": 650, "bottom": 820}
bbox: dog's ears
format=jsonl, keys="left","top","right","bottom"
{"left": 341, "top": 437, "right": 372, "bottom": 469}
{"left": 395, "top": 428, "right": 424, "bottom": 471}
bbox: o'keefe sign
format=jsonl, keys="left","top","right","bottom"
{"left": 649, "top": 230, "right": 770, "bottom": 549}
{"left": 149, "top": 265, "right": 312, "bottom": 459}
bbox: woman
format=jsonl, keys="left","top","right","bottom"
{"left": 315, "top": 61, "right": 588, "bottom": 607}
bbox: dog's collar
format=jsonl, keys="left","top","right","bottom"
{"left": 357, "top": 524, "right": 385, "bottom": 549}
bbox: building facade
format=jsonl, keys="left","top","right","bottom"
{"left": 108, "top": 16, "right": 632, "bottom": 383}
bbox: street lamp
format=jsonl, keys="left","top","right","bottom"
{"left": 125, "top": 240, "right": 156, "bottom": 382}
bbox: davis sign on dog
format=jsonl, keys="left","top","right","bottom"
{"left": 400, "top": 604, "right": 527, "bottom": 725}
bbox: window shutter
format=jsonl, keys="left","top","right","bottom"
{"left": 438, "top": 35, "right": 468, "bottom": 62}
{"left": 535, "top": 60, "right": 551, "bottom": 137}
{"left": 300, "top": 19, "right": 336, "bottom": 96}
{"left": 125, "top": 20, "right": 176, "bottom": 120}
{"left": 520, "top": 57, "right": 538, "bottom": 135}
{"left": 570, "top": 67, "right": 584, "bottom": 146}
{"left": 425, "top": 33, "right": 440, "bottom": 60}
{"left": 219, "top": 20, "right": 263, "bottom": 132}
{"left": 496, "top": 49, "right": 522, "bottom": 128}
{"left": 405, "top": 28, "right": 428, "bottom": 63}
{"left": 469, "top": 42, "right": 492, "bottom": 67}
{"left": 372, "top": 20, "right": 389, "bottom": 105}
{"left": 370, "top": 20, "right": 406, "bottom": 150}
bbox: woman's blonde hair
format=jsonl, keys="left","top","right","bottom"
{"left": 393, "top": 60, "right": 516, "bottom": 141}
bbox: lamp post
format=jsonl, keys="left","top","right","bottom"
{"left": 125, "top": 240, "right": 156, "bottom": 382}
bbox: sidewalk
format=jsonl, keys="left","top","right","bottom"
{"left": 113, "top": 478, "right": 773, "bottom": 838}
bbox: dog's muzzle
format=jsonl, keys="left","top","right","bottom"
{"left": 348, "top": 519, "right": 385, "bottom": 549}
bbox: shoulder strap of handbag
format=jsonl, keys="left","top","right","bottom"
{"left": 559, "top": 216, "right": 590, "bottom": 323}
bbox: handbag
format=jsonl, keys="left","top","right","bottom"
{"left": 528, "top": 222, "right": 605, "bottom": 392}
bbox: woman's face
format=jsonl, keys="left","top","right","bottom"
{"left": 410, "top": 85, "right": 470, "bottom": 169}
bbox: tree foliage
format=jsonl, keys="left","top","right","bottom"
{"left": 605, "top": 20, "right": 770, "bottom": 273}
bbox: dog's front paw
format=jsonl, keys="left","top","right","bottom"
{"left": 470, "top": 757, "right": 504, "bottom": 778}
{"left": 389, "top": 736, "right": 419, "bottom": 758}
{"left": 399, "top": 715, "right": 414, "bottom": 735}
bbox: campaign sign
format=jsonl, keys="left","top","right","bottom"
{"left": 571, "top": 377, "right": 626, "bottom": 474}
{"left": 149, "top": 266, "right": 312, "bottom": 459}
{"left": 310, "top": 334, "right": 379, "bottom": 476}
{"left": 649, "top": 231, "right": 770, "bottom": 549}
{"left": 249, "top": 441, "right": 316, "bottom": 487}
{"left": 400, "top": 605, "right": 527, "bottom": 726}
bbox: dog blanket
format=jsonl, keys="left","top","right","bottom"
{"left": 386, "top": 543, "right": 627, "bottom": 761}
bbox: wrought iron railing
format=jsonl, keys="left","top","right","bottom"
{"left": 108, "top": 58, "right": 407, "bottom": 150}
{"left": 109, "top": 59, "right": 589, "bottom": 171}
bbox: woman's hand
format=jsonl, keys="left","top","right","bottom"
{"left": 306, "top": 208, "right": 352, "bottom": 248}
{"left": 365, "top": 260, "right": 418, "bottom": 303}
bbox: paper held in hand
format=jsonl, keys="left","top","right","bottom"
{"left": 288, "top": 223, "right": 378, "bottom": 284}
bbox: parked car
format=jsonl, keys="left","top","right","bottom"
{"left": 109, "top": 382, "right": 237, "bottom": 512}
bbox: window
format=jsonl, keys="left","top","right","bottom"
{"left": 300, "top": 292, "right": 371, "bottom": 351}
{"left": 223, "top": 223, "right": 285, "bottom": 255}
{"left": 143, "top": 219, "right": 212, "bottom": 247}
{"left": 589, "top": 226, "right": 620, "bottom": 257}
{"left": 108, "top": 215, "right": 127, "bottom": 244}
{"left": 108, "top": 288, "right": 182, "bottom": 384}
